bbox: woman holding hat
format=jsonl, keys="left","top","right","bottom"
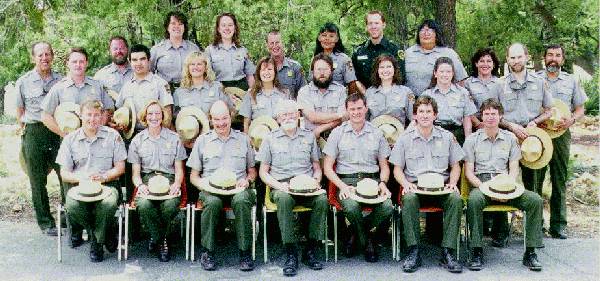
{"left": 239, "top": 56, "right": 290, "bottom": 133}
{"left": 56, "top": 99, "right": 127, "bottom": 262}
{"left": 128, "top": 100, "right": 187, "bottom": 262}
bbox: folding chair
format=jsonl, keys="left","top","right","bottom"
{"left": 328, "top": 181, "right": 396, "bottom": 262}
{"left": 121, "top": 180, "right": 190, "bottom": 260}
{"left": 262, "top": 185, "right": 329, "bottom": 263}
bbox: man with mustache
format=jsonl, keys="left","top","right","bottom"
{"left": 94, "top": 36, "right": 133, "bottom": 97}
{"left": 535, "top": 44, "right": 587, "bottom": 239}
{"left": 297, "top": 53, "right": 347, "bottom": 138}
{"left": 266, "top": 30, "right": 306, "bottom": 99}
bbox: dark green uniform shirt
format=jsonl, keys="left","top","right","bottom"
{"left": 351, "top": 36, "right": 405, "bottom": 88}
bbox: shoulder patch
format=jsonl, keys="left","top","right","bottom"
{"left": 346, "top": 61, "right": 354, "bottom": 71}
{"left": 397, "top": 50, "right": 405, "bottom": 60}
{"left": 408, "top": 93, "right": 415, "bottom": 103}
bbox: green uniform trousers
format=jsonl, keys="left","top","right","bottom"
{"left": 22, "top": 122, "right": 63, "bottom": 230}
{"left": 467, "top": 188, "right": 543, "bottom": 248}
{"left": 338, "top": 177, "right": 394, "bottom": 249}
{"left": 538, "top": 130, "right": 570, "bottom": 233}
{"left": 136, "top": 173, "right": 181, "bottom": 242}
{"left": 199, "top": 189, "right": 256, "bottom": 252}
{"left": 65, "top": 182, "right": 119, "bottom": 244}
{"left": 271, "top": 189, "right": 328, "bottom": 244}
{"left": 402, "top": 192, "right": 463, "bottom": 249}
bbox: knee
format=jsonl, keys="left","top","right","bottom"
{"left": 467, "top": 192, "right": 485, "bottom": 209}
{"left": 313, "top": 194, "right": 329, "bottom": 209}
{"left": 136, "top": 198, "right": 153, "bottom": 210}
{"left": 448, "top": 193, "right": 463, "bottom": 208}
{"left": 203, "top": 197, "right": 223, "bottom": 211}
{"left": 402, "top": 193, "right": 419, "bottom": 209}
{"left": 231, "top": 192, "right": 252, "bottom": 208}
{"left": 340, "top": 199, "right": 360, "bottom": 214}
{"left": 274, "top": 193, "right": 294, "bottom": 208}
{"left": 381, "top": 199, "right": 394, "bottom": 216}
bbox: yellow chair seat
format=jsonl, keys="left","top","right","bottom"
{"left": 484, "top": 205, "right": 519, "bottom": 212}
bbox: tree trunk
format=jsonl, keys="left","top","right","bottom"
{"left": 434, "top": 0, "right": 457, "bottom": 48}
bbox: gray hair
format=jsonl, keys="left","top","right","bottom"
{"left": 275, "top": 99, "right": 299, "bottom": 117}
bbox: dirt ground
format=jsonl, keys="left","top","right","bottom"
{"left": 0, "top": 117, "right": 598, "bottom": 238}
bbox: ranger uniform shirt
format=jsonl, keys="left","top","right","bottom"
{"left": 310, "top": 52, "right": 356, "bottom": 86}
{"left": 42, "top": 76, "right": 115, "bottom": 115}
{"left": 352, "top": 36, "right": 404, "bottom": 88}
{"left": 150, "top": 39, "right": 201, "bottom": 83}
{"left": 296, "top": 81, "right": 347, "bottom": 130}
{"left": 277, "top": 57, "right": 306, "bottom": 99}
{"left": 116, "top": 73, "right": 174, "bottom": 129}
{"left": 497, "top": 71, "right": 553, "bottom": 126}
{"left": 365, "top": 84, "right": 414, "bottom": 125}
{"left": 536, "top": 70, "right": 588, "bottom": 111}
{"left": 93, "top": 63, "right": 133, "bottom": 94}
{"left": 421, "top": 84, "right": 477, "bottom": 126}
{"left": 463, "top": 129, "right": 521, "bottom": 175}
{"left": 464, "top": 76, "right": 502, "bottom": 111}
{"left": 239, "top": 88, "right": 290, "bottom": 120}
{"left": 205, "top": 44, "right": 256, "bottom": 82}
{"left": 173, "top": 81, "right": 232, "bottom": 115}
{"left": 404, "top": 45, "right": 468, "bottom": 96}
{"left": 15, "top": 70, "right": 62, "bottom": 123}
{"left": 127, "top": 127, "right": 187, "bottom": 175}
{"left": 257, "top": 128, "right": 320, "bottom": 180}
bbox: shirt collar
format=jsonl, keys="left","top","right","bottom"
{"left": 481, "top": 129, "right": 507, "bottom": 141}
{"left": 342, "top": 121, "right": 374, "bottom": 135}
{"left": 217, "top": 43, "right": 237, "bottom": 51}
{"left": 75, "top": 126, "right": 108, "bottom": 141}
{"left": 411, "top": 125, "right": 442, "bottom": 141}
{"left": 208, "top": 129, "right": 239, "bottom": 141}
{"left": 31, "top": 69, "right": 59, "bottom": 82}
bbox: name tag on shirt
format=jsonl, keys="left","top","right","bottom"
{"left": 357, "top": 55, "right": 368, "bottom": 60}
{"left": 287, "top": 70, "right": 294, "bottom": 77}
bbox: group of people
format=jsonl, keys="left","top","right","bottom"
{"left": 15, "top": 9, "right": 587, "bottom": 277}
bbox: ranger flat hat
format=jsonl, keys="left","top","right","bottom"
{"left": 223, "top": 87, "right": 247, "bottom": 111}
{"left": 372, "top": 115, "right": 404, "bottom": 145}
{"left": 55, "top": 102, "right": 81, "bottom": 134}
{"left": 248, "top": 116, "right": 279, "bottom": 150}
{"left": 199, "top": 168, "right": 245, "bottom": 195}
{"left": 68, "top": 180, "right": 113, "bottom": 202}
{"left": 348, "top": 178, "right": 390, "bottom": 204}
{"left": 479, "top": 174, "right": 525, "bottom": 200}
{"left": 141, "top": 175, "right": 179, "bottom": 200}
{"left": 286, "top": 174, "right": 326, "bottom": 196}
{"left": 520, "top": 127, "right": 553, "bottom": 169}
{"left": 543, "top": 99, "right": 572, "bottom": 139}
{"left": 113, "top": 99, "right": 136, "bottom": 139}
{"left": 175, "top": 106, "right": 210, "bottom": 141}
{"left": 415, "top": 172, "right": 452, "bottom": 195}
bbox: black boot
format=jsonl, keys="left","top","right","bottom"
{"left": 158, "top": 239, "right": 170, "bottom": 262}
{"left": 148, "top": 238, "right": 158, "bottom": 254}
{"left": 439, "top": 247, "right": 462, "bottom": 273}
{"left": 89, "top": 238, "right": 104, "bottom": 263}
{"left": 402, "top": 245, "right": 421, "bottom": 273}
{"left": 239, "top": 250, "right": 255, "bottom": 271}
{"left": 523, "top": 248, "right": 542, "bottom": 271}
{"left": 200, "top": 248, "right": 216, "bottom": 271}
{"left": 104, "top": 223, "right": 118, "bottom": 253}
{"left": 344, "top": 233, "right": 355, "bottom": 258}
{"left": 70, "top": 231, "right": 84, "bottom": 248}
{"left": 468, "top": 247, "right": 483, "bottom": 271}
{"left": 364, "top": 232, "right": 378, "bottom": 263}
{"left": 283, "top": 244, "right": 298, "bottom": 277}
{"left": 303, "top": 240, "right": 323, "bottom": 270}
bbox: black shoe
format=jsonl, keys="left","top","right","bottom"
{"left": 364, "top": 237, "right": 378, "bottom": 263}
{"left": 148, "top": 238, "right": 158, "bottom": 254}
{"left": 158, "top": 239, "right": 170, "bottom": 262}
{"left": 239, "top": 251, "right": 255, "bottom": 271}
{"left": 44, "top": 227, "right": 58, "bottom": 237}
{"left": 104, "top": 226, "right": 118, "bottom": 253}
{"left": 549, "top": 230, "right": 567, "bottom": 239}
{"left": 523, "top": 249, "right": 542, "bottom": 271}
{"left": 440, "top": 247, "right": 463, "bottom": 273}
{"left": 70, "top": 231, "right": 84, "bottom": 248}
{"left": 490, "top": 236, "right": 508, "bottom": 248}
{"left": 283, "top": 253, "right": 298, "bottom": 276}
{"left": 89, "top": 240, "right": 104, "bottom": 263}
{"left": 200, "top": 251, "right": 217, "bottom": 271}
{"left": 344, "top": 234, "right": 355, "bottom": 258}
{"left": 402, "top": 246, "right": 421, "bottom": 273}
{"left": 302, "top": 248, "right": 323, "bottom": 270}
{"left": 468, "top": 248, "right": 483, "bottom": 271}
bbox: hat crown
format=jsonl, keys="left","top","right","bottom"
{"left": 521, "top": 136, "right": 543, "bottom": 162}
{"left": 113, "top": 107, "right": 131, "bottom": 127}
{"left": 488, "top": 174, "right": 516, "bottom": 192}
{"left": 209, "top": 168, "right": 237, "bottom": 188}
{"left": 289, "top": 174, "right": 318, "bottom": 192}
{"left": 148, "top": 175, "right": 170, "bottom": 194}
{"left": 78, "top": 180, "right": 103, "bottom": 196}
{"left": 356, "top": 178, "right": 379, "bottom": 197}
{"left": 417, "top": 173, "right": 444, "bottom": 189}
{"left": 176, "top": 115, "right": 200, "bottom": 140}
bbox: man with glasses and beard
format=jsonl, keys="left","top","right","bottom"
{"left": 94, "top": 36, "right": 133, "bottom": 99}
{"left": 534, "top": 44, "right": 587, "bottom": 239}
{"left": 297, "top": 53, "right": 347, "bottom": 138}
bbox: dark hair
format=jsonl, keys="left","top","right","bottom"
{"left": 365, "top": 10, "right": 386, "bottom": 24}
{"left": 479, "top": 98, "right": 504, "bottom": 115}
{"left": 67, "top": 47, "right": 88, "bottom": 62}
{"left": 212, "top": 13, "right": 241, "bottom": 47}
{"left": 371, "top": 54, "right": 402, "bottom": 87}
{"left": 428, "top": 57, "right": 456, "bottom": 88}
{"left": 31, "top": 41, "right": 54, "bottom": 56}
{"left": 250, "top": 56, "right": 284, "bottom": 103}
{"left": 163, "top": 11, "right": 189, "bottom": 40}
{"left": 413, "top": 95, "right": 438, "bottom": 115}
{"left": 129, "top": 44, "right": 150, "bottom": 60}
{"left": 310, "top": 52, "right": 334, "bottom": 71}
{"left": 415, "top": 19, "right": 445, "bottom": 47}
{"left": 345, "top": 92, "right": 366, "bottom": 108}
{"left": 544, "top": 43, "right": 565, "bottom": 57}
{"left": 470, "top": 48, "right": 500, "bottom": 77}
{"left": 313, "top": 22, "right": 346, "bottom": 55}
{"left": 108, "top": 36, "right": 128, "bottom": 49}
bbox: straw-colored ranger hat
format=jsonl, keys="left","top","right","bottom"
{"left": 520, "top": 127, "right": 553, "bottom": 169}
{"left": 199, "top": 168, "right": 245, "bottom": 195}
{"left": 67, "top": 180, "right": 113, "bottom": 202}
{"left": 141, "top": 174, "right": 179, "bottom": 200}
{"left": 113, "top": 99, "right": 136, "bottom": 139}
{"left": 349, "top": 178, "right": 390, "bottom": 204}
{"left": 248, "top": 116, "right": 279, "bottom": 150}
{"left": 286, "top": 174, "right": 325, "bottom": 196}
{"left": 415, "top": 172, "right": 452, "bottom": 195}
{"left": 223, "top": 87, "right": 247, "bottom": 111}
{"left": 55, "top": 102, "right": 81, "bottom": 134}
{"left": 479, "top": 174, "right": 525, "bottom": 200}
{"left": 372, "top": 115, "right": 404, "bottom": 145}
{"left": 543, "top": 99, "right": 572, "bottom": 139}
{"left": 175, "top": 106, "right": 210, "bottom": 141}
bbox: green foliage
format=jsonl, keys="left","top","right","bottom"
{"left": 583, "top": 67, "right": 599, "bottom": 116}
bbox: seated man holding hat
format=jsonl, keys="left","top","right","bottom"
{"left": 323, "top": 93, "right": 394, "bottom": 263}
{"left": 258, "top": 99, "right": 328, "bottom": 276}
{"left": 389, "top": 95, "right": 464, "bottom": 273}
{"left": 188, "top": 100, "right": 257, "bottom": 271}
{"left": 464, "top": 99, "right": 543, "bottom": 271}
{"left": 128, "top": 100, "right": 187, "bottom": 262}
{"left": 56, "top": 99, "right": 127, "bottom": 262}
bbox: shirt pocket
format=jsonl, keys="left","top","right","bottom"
{"left": 339, "top": 139, "right": 358, "bottom": 164}
{"left": 159, "top": 148, "right": 177, "bottom": 168}
{"left": 24, "top": 86, "right": 45, "bottom": 106}
{"left": 406, "top": 149, "right": 424, "bottom": 169}
{"left": 526, "top": 93, "right": 543, "bottom": 113}
{"left": 139, "top": 145, "right": 154, "bottom": 166}
{"left": 272, "top": 144, "right": 291, "bottom": 167}
{"left": 502, "top": 95, "right": 518, "bottom": 113}
{"left": 92, "top": 149, "right": 113, "bottom": 172}
{"left": 229, "top": 148, "right": 248, "bottom": 173}
{"left": 72, "top": 150, "right": 89, "bottom": 170}
{"left": 211, "top": 54, "right": 227, "bottom": 73}
{"left": 432, "top": 146, "right": 450, "bottom": 170}
{"left": 493, "top": 146, "right": 510, "bottom": 168}
{"left": 292, "top": 143, "right": 312, "bottom": 164}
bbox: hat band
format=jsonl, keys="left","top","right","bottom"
{"left": 289, "top": 187, "right": 318, "bottom": 193}
{"left": 148, "top": 190, "right": 169, "bottom": 196}
{"left": 418, "top": 186, "right": 443, "bottom": 192}
{"left": 78, "top": 190, "right": 103, "bottom": 197}
{"left": 489, "top": 186, "right": 515, "bottom": 195}
{"left": 209, "top": 181, "right": 236, "bottom": 190}
{"left": 356, "top": 192, "right": 379, "bottom": 199}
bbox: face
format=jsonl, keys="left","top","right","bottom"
{"left": 414, "top": 103, "right": 437, "bottom": 128}
{"left": 507, "top": 45, "right": 527, "bottom": 73}
{"left": 313, "top": 59, "right": 332, "bottom": 81}
{"left": 32, "top": 43, "right": 53, "bottom": 73}
{"left": 377, "top": 60, "right": 395, "bottom": 81}
{"left": 318, "top": 31, "right": 338, "bottom": 51}
{"left": 188, "top": 57, "right": 206, "bottom": 79}
{"left": 481, "top": 108, "right": 501, "bottom": 128}
{"left": 66, "top": 52, "right": 88, "bottom": 77}
{"left": 259, "top": 62, "right": 275, "bottom": 83}
{"left": 366, "top": 14, "right": 386, "bottom": 40}
{"left": 81, "top": 107, "right": 102, "bottom": 131}
{"left": 167, "top": 16, "right": 185, "bottom": 38}
{"left": 544, "top": 48, "right": 564, "bottom": 68}
{"left": 218, "top": 16, "right": 235, "bottom": 40}
{"left": 476, "top": 54, "right": 494, "bottom": 77}
{"left": 211, "top": 112, "right": 231, "bottom": 135}
{"left": 434, "top": 63, "right": 454, "bottom": 85}
{"left": 130, "top": 52, "right": 149, "bottom": 75}
{"left": 346, "top": 99, "right": 368, "bottom": 125}
{"left": 266, "top": 33, "right": 284, "bottom": 57}
{"left": 145, "top": 104, "right": 163, "bottom": 129}
{"left": 418, "top": 25, "right": 436, "bottom": 46}
{"left": 277, "top": 110, "right": 298, "bottom": 130}
{"left": 109, "top": 39, "right": 128, "bottom": 65}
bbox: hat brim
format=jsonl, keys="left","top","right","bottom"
{"left": 479, "top": 182, "right": 525, "bottom": 200}
{"left": 348, "top": 191, "right": 390, "bottom": 204}
{"left": 285, "top": 188, "right": 326, "bottom": 196}
{"left": 520, "top": 127, "right": 553, "bottom": 169}
{"left": 198, "top": 178, "right": 246, "bottom": 195}
{"left": 414, "top": 188, "right": 454, "bottom": 196}
{"left": 372, "top": 115, "right": 404, "bottom": 144}
{"left": 543, "top": 99, "right": 572, "bottom": 139}
{"left": 177, "top": 106, "right": 210, "bottom": 137}
{"left": 121, "top": 99, "right": 137, "bottom": 140}
{"left": 68, "top": 186, "right": 114, "bottom": 202}
{"left": 139, "top": 192, "right": 180, "bottom": 201}
{"left": 248, "top": 116, "right": 279, "bottom": 149}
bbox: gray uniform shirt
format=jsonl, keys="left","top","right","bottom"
{"left": 127, "top": 127, "right": 187, "bottom": 174}
{"left": 205, "top": 44, "right": 256, "bottom": 82}
{"left": 277, "top": 57, "right": 306, "bottom": 99}
{"left": 42, "top": 76, "right": 115, "bottom": 115}
{"left": 116, "top": 73, "right": 174, "bottom": 129}
{"left": 389, "top": 125, "right": 464, "bottom": 183}
{"left": 404, "top": 45, "right": 468, "bottom": 96}
{"left": 536, "top": 71, "right": 588, "bottom": 111}
{"left": 296, "top": 81, "right": 347, "bottom": 130}
{"left": 365, "top": 84, "right": 414, "bottom": 125}
{"left": 498, "top": 71, "right": 553, "bottom": 126}
{"left": 323, "top": 121, "right": 390, "bottom": 174}
{"left": 93, "top": 63, "right": 133, "bottom": 94}
{"left": 257, "top": 128, "right": 320, "bottom": 180}
{"left": 421, "top": 84, "right": 477, "bottom": 126}
{"left": 463, "top": 129, "right": 521, "bottom": 175}
{"left": 150, "top": 39, "right": 201, "bottom": 83}
{"left": 173, "top": 81, "right": 232, "bottom": 115}
{"left": 56, "top": 126, "right": 127, "bottom": 174}
{"left": 239, "top": 88, "right": 290, "bottom": 120}
{"left": 15, "top": 70, "right": 62, "bottom": 123}
{"left": 464, "top": 76, "right": 502, "bottom": 111}
{"left": 187, "top": 130, "right": 255, "bottom": 180}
